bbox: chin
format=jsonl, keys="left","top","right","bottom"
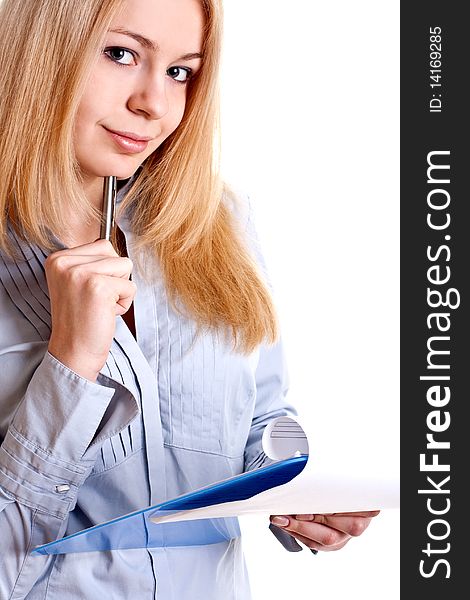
{"left": 112, "top": 166, "right": 142, "bottom": 179}
{"left": 93, "top": 159, "right": 144, "bottom": 180}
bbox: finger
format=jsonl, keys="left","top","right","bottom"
{"left": 48, "top": 255, "right": 133, "bottom": 280}
{"left": 100, "top": 276, "right": 137, "bottom": 314}
{"left": 294, "top": 522, "right": 351, "bottom": 547}
{"left": 319, "top": 510, "right": 381, "bottom": 518}
{"left": 273, "top": 516, "right": 352, "bottom": 547}
{"left": 50, "top": 239, "right": 118, "bottom": 257}
{"left": 286, "top": 529, "right": 351, "bottom": 553}
{"left": 70, "top": 256, "right": 133, "bottom": 279}
{"left": 299, "top": 514, "right": 375, "bottom": 537}
{"left": 295, "top": 511, "right": 380, "bottom": 521}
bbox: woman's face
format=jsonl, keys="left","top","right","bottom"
{"left": 74, "top": 0, "right": 204, "bottom": 185}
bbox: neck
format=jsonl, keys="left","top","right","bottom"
{"left": 82, "top": 176, "right": 106, "bottom": 212}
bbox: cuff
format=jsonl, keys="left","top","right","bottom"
{"left": 0, "top": 351, "right": 139, "bottom": 518}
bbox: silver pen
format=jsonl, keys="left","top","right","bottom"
{"left": 100, "top": 176, "right": 117, "bottom": 240}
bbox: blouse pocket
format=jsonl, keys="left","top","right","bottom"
{"left": 157, "top": 325, "right": 259, "bottom": 458}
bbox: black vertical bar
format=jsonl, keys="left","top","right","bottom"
{"left": 401, "top": 3, "right": 467, "bottom": 596}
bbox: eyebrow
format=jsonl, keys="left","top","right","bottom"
{"left": 109, "top": 28, "right": 202, "bottom": 61}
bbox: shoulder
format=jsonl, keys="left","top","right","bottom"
{"left": 221, "top": 182, "right": 253, "bottom": 232}
{"left": 0, "top": 234, "right": 51, "bottom": 346}
{"left": 221, "top": 182, "right": 271, "bottom": 282}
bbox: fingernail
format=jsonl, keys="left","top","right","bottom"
{"left": 271, "top": 516, "right": 290, "bottom": 527}
{"left": 296, "top": 514, "right": 314, "bottom": 521}
{"left": 310, "top": 549, "right": 318, "bottom": 555}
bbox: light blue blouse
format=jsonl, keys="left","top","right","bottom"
{"left": 0, "top": 185, "right": 296, "bottom": 599}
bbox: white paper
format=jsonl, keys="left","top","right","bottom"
{"left": 150, "top": 416, "right": 399, "bottom": 525}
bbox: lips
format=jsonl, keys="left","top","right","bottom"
{"left": 104, "top": 127, "right": 154, "bottom": 154}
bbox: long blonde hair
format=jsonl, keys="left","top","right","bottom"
{"left": 0, "top": 0, "right": 278, "bottom": 353}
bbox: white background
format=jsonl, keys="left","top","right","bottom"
{"left": 219, "top": 1, "right": 399, "bottom": 598}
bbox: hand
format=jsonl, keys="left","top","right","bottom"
{"left": 46, "top": 239, "right": 136, "bottom": 382}
{"left": 270, "top": 511, "right": 380, "bottom": 553}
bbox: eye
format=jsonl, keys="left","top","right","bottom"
{"left": 103, "top": 46, "right": 136, "bottom": 66}
{"left": 167, "top": 66, "right": 193, "bottom": 84}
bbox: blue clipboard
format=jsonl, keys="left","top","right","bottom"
{"left": 32, "top": 455, "right": 307, "bottom": 555}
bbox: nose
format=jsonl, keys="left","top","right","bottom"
{"left": 127, "top": 73, "right": 169, "bottom": 120}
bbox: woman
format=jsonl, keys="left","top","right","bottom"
{"left": 0, "top": 0, "right": 378, "bottom": 598}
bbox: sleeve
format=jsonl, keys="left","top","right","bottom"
{"left": 244, "top": 338, "right": 297, "bottom": 472}
{"left": 0, "top": 350, "right": 139, "bottom": 599}
{"left": 244, "top": 311, "right": 304, "bottom": 555}
{"left": 235, "top": 189, "right": 306, "bottom": 552}
{"left": 230, "top": 187, "right": 297, "bottom": 470}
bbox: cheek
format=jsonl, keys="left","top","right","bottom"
{"left": 74, "top": 95, "right": 99, "bottom": 137}
{"left": 164, "top": 92, "right": 188, "bottom": 136}
{"left": 74, "top": 67, "right": 117, "bottom": 133}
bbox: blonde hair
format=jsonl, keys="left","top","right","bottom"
{"left": 0, "top": 0, "right": 278, "bottom": 353}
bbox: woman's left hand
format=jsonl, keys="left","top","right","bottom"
{"left": 270, "top": 511, "right": 380, "bottom": 552}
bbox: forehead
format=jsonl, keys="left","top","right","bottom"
{"left": 112, "top": 0, "right": 205, "bottom": 54}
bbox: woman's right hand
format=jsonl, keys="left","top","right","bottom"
{"left": 45, "top": 239, "right": 136, "bottom": 382}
